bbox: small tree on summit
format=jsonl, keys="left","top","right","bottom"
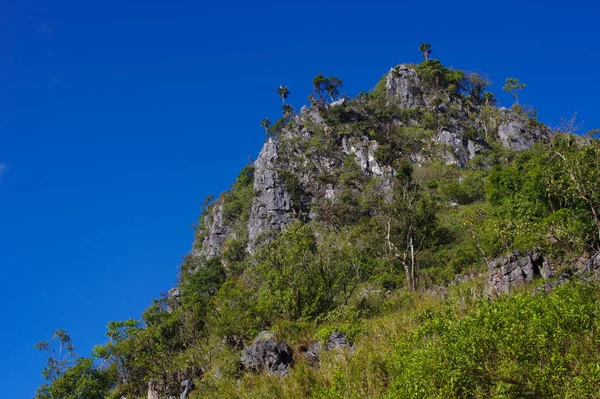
{"left": 419, "top": 43, "right": 432, "bottom": 61}
{"left": 503, "top": 77, "right": 526, "bottom": 105}
{"left": 312, "top": 74, "right": 343, "bottom": 105}
{"left": 276, "top": 85, "right": 290, "bottom": 105}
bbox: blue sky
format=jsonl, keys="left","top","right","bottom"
{"left": 1, "top": 0, "right": 598, "bottom": 396}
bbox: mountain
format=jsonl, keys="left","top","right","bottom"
{"left": 35, "top": 60, "right": 600, "bottom": 399}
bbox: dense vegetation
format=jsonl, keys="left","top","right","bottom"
{"left": 35, "top": 55, "right": 600, "bottom": 398}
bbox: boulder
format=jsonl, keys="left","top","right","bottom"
{"left": 240, "top": 331, "right": 293, "bottom": 376}
{"left": 302, "top": 331, "right": 354, "bottom": 366}
{"left": 488, "top": 249, "right": 552, "bottom": 295}
{"left": 326, "top": 331, "right": 353, "bottom": 351}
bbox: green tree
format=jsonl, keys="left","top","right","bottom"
{"left": 260, "top": 117, "right": 271, "bottom": 135}
{"left": 419, "top": 43, "right": 432, "bottom": 61}
{"left": 35, "top": 330, "right": 115, "bottom": 399}
{"left": 312, "top": 74, "right": 343, "bottom": 105}
{"left": 282, "top": 103, "right": 294, "bottom": 117}
{"left": 503, "top": 77, "right": 526, "bottom": 104}
{"left": 276, "top": 85, "right": 290, "bottom": 105}
{"left": 380, "top": 165, "right": 440, "bottom": 291}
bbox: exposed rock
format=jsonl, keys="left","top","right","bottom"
{"left": 303, "top": 341, "right": 321, "bottom": 366}
{"left": 385, "top": 65, "right": 425, "bottom": 109}
{"left": 330, "top": 98, "right": 346, "bottom": 107}
{"left": 488, "top": 249, "right": 553, "bottom": 295}
{"left": 467, "top": 139, "right": 487, "bottom": 159}
{"left": 497, "top": 110, "right": 551, "bottom": 152}
{"left": 582, "top": 251, "right": 600, "bottom": 274}
{"left": 240, "top": 331, "right": 293, "bottom": 376}
{"left": 342, "top": 136, "right": 384, "bottom": 176}
{"left": 538, "top": 271, "right": 574, "bottom": 294}
{"left": 301, "top": 331, "right": 354, "bottom": 366}
{"left": 167, "top": 287, "right": 181, "bottom": 313}
{"left": 247, "top": 139, "right": 295, "bottom": 251}
{"left": 147, "top": 381, "right": 176, "bottom": 399}
{"left": 327, "top": 331, "right": 353, "bottom": 351}
{"left": 191, "top": 203, "right": 232, "bottom": 259}
{"left": 436, "top": 129, "right": 469, "bottom": 167}
{"left": 180, "top": 380, "right": 194, "bottom": 399}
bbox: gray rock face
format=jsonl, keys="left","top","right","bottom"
{"left": 180, "top": 380, "right": 194, "bottom": 399}
{"left": 192, "top": 203, "right": 231, "bottom": 259}
{"left": 342, "top": 136, "right": 384, "bottom": 176}
{"left": 437, "top": 129, "right": 469, "bottom": 167}
{"left": 582, "top": 251, "right": 600, "bottom": 274}
{"left": 488, "top": 250, "right": 552, "bottom": 295}
{"left": 240, "top": 331, "right": 293, "bottom": 376}
{"left": 167, "top": 287, "right": 181, "bottom": 313}
{"left": 385, "top": 65, "right": 424, "bottom": 109}
{"left": 497, "top": 111, "right": 551, "bottom": 152}
{"left": 247, "top": 139, "right": 295, "bottom": 251}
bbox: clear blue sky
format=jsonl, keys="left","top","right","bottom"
{"left": 1, "top": 0, "right": 598, "bottom": 396}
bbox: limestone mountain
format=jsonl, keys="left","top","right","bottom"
{"left": 35, "top": 59, "right": 600, "bottom": 399}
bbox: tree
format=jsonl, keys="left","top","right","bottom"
{"left": 380, "top": 165, "right": 439, "bottom": 291}
{"left": 276, "top": 85, "right": 290, "bottom": 105}
{"left": 312, "top": 74, "right": 343, "bottom": 106}
{"left": 326, "top": 76, "right": 343, "bottom": 102}
{"left": 419, "top": 43, "right": 432, "bottom": 61}
{"left": 503, "top": 77, "right": 526, "bottom": 104}
{"left": 260, "top": 117, "right": 271, "bottom": 135}
{"left": 282, "top": 103, "right": 294, "bottom": 117}
{"left": 35, "top": 329, "right": 77, "bottom": 386}
{"left": 35, "top": 329, "right": 115, "bottom": 399}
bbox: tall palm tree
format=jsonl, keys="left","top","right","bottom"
{"left": 419, "top": 43, "right": 431, "bottom": 61}
{"left": 276, "top": 85, "right": 290, "bottom": 105}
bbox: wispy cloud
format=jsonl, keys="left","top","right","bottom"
{"left": 0, "top": 164, "right": 7, "bottom": 180}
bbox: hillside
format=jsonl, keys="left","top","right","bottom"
{"left": 34, "top": 59, "right": 600, "bottom": 399}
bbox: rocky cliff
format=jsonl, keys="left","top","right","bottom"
{"left": 189, "top": 64, "right": 551, "bottom": 265}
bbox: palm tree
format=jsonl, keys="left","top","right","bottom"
{"left": 419, "top": 43, "right": 431, "bottom": 61}
{"left": 282, "top": 104, "right": 294, "bottom": 117}
{"left": 260, "top": 118, "right": 271, "bottom": 135}
{"left": 276, "top": 85, "right": 290, "bottom": 105}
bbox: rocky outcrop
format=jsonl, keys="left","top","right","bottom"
{"left": 191, "top": 203, "right": 231, "bottom": 259}
{"left": 497, "top": 110, "right": 551, "bottom": 151}
{"left": 166, "top": 287, "right": 181, "bottom": 313}
{"left": 147, "top": 379, "right": 194, "bottom": 399}
{"left": 247, "top": 139, "right": 295, "bottom": 251}
{"left": 240, "top": 331, "right": 293, "bottom": 376}
{"left": 301, "top": 331, "right": 354, "bottom": 366}
{"left": 488, "top": 250, "right": 553, "bottom": 295}
{"left": 436, "top": 129, "right": 469, "bottom": 167}
{"left": 342, "top": 136, "right": 384, "bottom": 176}
{"left": 385, "top": 65, "right": 425, "bottom": 109}
{"left": 188, "top": 65, "right": 553, "bottom": 259}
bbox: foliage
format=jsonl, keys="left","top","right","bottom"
{"left": 503, "top": 77, "right": 526, "bottom": 104}
{"left": 415, "top": 60, "right": 465, "bottom": 94}
{"left": 312, "top": 74, "right": 343, "bottom": 105}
